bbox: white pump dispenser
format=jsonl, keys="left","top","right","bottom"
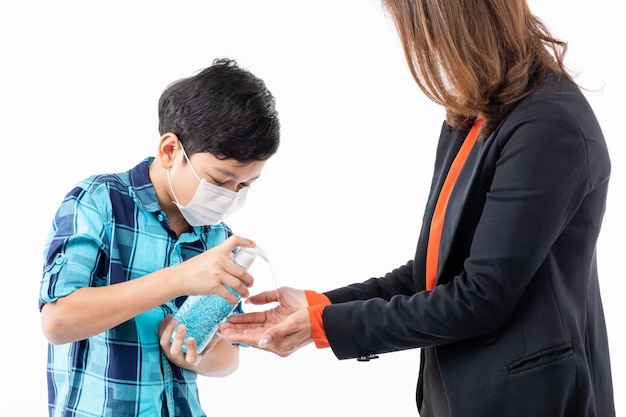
{"left": 232, "top": 246, "right": 269, "bottom": 270}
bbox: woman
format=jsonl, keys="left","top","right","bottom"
{"left": 220, "top": 1, "right": 615, "bottom": 416}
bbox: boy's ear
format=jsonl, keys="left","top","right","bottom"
{"left": 156, "top": 133, "right": 180, "bottom": 169}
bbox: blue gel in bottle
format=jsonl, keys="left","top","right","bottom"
{"left": 170, "top": 246, "right": 269, "bottom": 354}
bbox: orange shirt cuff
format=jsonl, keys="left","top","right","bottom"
{"left": 305, "top": 290, "right": 331, "bottom": 306}
{"left": 308, "top": 304, "right": 330, "bottom": 349}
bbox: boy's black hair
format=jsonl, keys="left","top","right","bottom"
{"left": 158, "top": 58, "right": 280, "bottom": 162}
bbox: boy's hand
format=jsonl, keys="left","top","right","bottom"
{"left": 177, "top": 235, "right": 256, "bottom": 304}
{"left": 158, "top": 315, "right": 201, "bottom": 367}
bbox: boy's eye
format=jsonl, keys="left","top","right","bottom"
{"left": 208, "top": 175, "right": 226, "bottom": 186}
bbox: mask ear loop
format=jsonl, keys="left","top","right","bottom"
{"left": 178, "top": 142, "right": 203, "bottom": 182}
{"left": 167, "top": 142, "right": 202, "bottom": 207}
{"left": 165, "top": 169, "right": 181, "bottom": 206}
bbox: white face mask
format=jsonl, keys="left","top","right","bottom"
{"left": 166, "top": 144, "right": 248, "bottom": 226}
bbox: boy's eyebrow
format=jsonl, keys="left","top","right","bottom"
{"left": 212, "top": 166, "right": 261, "bottom": 182}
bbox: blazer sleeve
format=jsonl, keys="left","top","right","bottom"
{"left": 320, "top": 93, "right": 606, "bottom": 360}
{"left": 324, "top": 261, "right": 416, "bottom": 303}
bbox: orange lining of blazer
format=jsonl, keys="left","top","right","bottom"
{"left": 426, "top": 118, "right": 483, "bottom": 291}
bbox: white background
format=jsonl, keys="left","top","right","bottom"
{"left": 1, "top": 1, "right": 623, "bottom": 415}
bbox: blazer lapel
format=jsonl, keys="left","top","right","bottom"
{"left": 436, "top": 137, "right": 490, "bottom": 283}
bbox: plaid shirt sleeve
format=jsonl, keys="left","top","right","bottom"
{"left": 40, "top": 179, "right": 108, "bottom": 306}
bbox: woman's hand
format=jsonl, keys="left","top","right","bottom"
{"left": 220, "top": 286, "right": 307, "bottom": 333}
{"left": 219, "top": 287, "right": 314, "bottom": 356}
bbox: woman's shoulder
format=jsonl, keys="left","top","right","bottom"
{"left": 518, "top": 73, "right": 592, "bottom": 118}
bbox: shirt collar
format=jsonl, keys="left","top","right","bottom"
{"left": 128, "top": 157, "right": 162, "bottom": 214}
{"left": 127, "top": 157, "right": 220, "bottom": 238}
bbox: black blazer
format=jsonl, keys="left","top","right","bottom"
{"left": 322, "top": 73, "right": 615, "bottom": 416}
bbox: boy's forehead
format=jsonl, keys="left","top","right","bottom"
{"left": 192, "top": 152, "right": 265, "bottom": 179}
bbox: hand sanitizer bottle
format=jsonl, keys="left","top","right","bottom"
{"left": 170, "top": 246, "right": 269, "bottom": 354}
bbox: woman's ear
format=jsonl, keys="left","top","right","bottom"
{"left": 156, "top": 132, "right": 180, "bottom": 169}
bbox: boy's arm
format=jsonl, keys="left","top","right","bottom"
{"left": 192, "top": 338, "right": 240, "bottom": 377}
{"left": 41, "top": 266, "right": 183, "bottom": 345}
{"left": 41, "top": 235, "right": 255, "bottom": 345}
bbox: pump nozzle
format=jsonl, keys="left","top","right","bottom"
{"left": 232, "top": 246, "right": 270, "bottom": 270}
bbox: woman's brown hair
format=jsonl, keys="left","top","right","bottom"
{"left": 382, "top": 0, "right": 573, "bottom": 136}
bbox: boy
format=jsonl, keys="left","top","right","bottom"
{"left": 39, "top": 58, "right": 280, "bottom": 416}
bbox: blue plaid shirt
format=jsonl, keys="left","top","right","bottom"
{"left": 39, "top": 158, "right": 232, "bottom": 417}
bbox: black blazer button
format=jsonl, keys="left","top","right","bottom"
{"left": 357, "top": 354, "right": 379, "bottom": 362}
